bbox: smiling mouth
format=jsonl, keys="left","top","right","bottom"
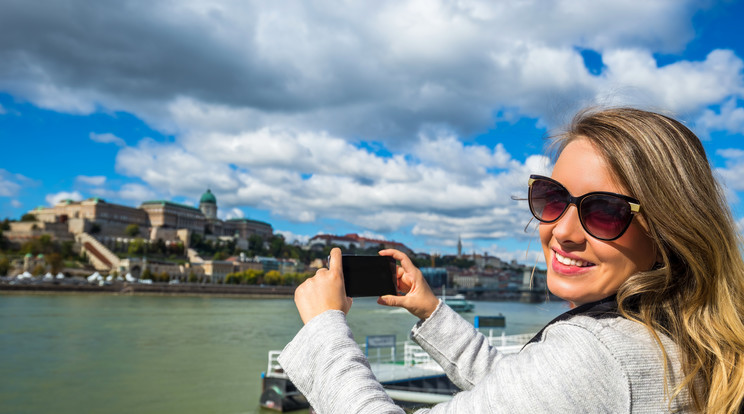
{"left": 555, "top": 251, "right": 594, "bottom": 268}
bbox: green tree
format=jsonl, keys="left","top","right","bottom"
{"left": 31, "top": 263, "right": 46, "bottom": 276}
{"left": 128, "top": 238, "right": 146, "bottom": 256}
{"left": 0, "top": 256, "right": 10, "bottom": 276}
{"left": 213, "top": 251, "right": 227, "bottom": 260}
{"left": 269, "top": 235, "right": 285, "bottom": 258}
{"left": 125, "top": 224, "right": 140, "bottom": 238}
{"left": 46, "top": 252, "right": 64, "bottom": 274}
{"left": 20, "top": 213, "right": 36, "bottom": 222}
{"left": 264, "top": 270, "right": 282, "bottom": 285}
{"left": 154, "top": 238, "right": 167, "bottom": 255}
{"left": 89, "top": 223, "right": 101, "bottom": 235}
{"left": 141, "top": 268, "right": 153, "bottom": 280}
{"left": 248, "top": 234, "right": 265, "bottom": 256}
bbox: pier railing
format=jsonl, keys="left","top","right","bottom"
{"left": 265, "top": 332, "right": 536, "bottom": 380}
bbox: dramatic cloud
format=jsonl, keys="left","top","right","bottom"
{"left": 1, "top": 0, "right": 743, "bottom": 252}
{"left": 0, "top": 0, "right": 740, "bottom": 141}
{"left": 114, "top": 126, "right": 551, "bottom": 243}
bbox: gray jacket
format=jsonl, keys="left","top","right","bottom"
{"left": 278, "top": 301, "right": 692, "bottom": 413}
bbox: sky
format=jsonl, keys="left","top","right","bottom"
{"left": 1, "top": 0, "right": 744, "bottom": 266}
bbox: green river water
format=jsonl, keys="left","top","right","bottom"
{"left": 0, "top": 293, "right": 568, "bottom": 413}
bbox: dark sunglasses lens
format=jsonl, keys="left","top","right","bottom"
{"left": 530, "top": 179, "right": 568, "bottom": 222}
{"left": 581, "top": 195, "right": 632, "bottom": 240}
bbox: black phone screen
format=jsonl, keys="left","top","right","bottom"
{"left": 339, "top": 255, "right": 397, "bottom": 297}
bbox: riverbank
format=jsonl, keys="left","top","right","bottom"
{"left": 0, "top": 281, "right": 296, "bottom": 298}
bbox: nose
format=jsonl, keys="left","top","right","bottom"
{"left": 549, "top": 204, "right": 586, "bottom": 244}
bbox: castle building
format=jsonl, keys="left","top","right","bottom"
{"left": 21, "top": 189, "right": 273, "bottom": 243}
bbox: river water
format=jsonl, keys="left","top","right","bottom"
{"left": 0, "top": 293, "right": 569, "bottom": 414}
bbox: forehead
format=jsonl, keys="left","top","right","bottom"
{"left": 552, "top": 138, "right": 624, "bottom": 195}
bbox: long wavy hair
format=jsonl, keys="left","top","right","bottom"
{"left": 550, "top": 107, "right": 744, "bottom": 413}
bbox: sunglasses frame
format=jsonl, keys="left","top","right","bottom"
{"left": 528, "top": 174, "right": 641, "bottom": 241}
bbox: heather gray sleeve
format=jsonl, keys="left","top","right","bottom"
{"left": 278, "top": 310, "right": 405, "bottom": 414}
{"left": 279, "top": 309, "right": 633, "bottom": 413}
{"left": 412, "top": 311, "right": 632, "bottom": 413}
{"left": 411, "top": 302, "right": 505, "bottom": 390}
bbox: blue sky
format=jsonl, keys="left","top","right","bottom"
{"left": 1, "top": 0, "right": 744, "bottom": 265}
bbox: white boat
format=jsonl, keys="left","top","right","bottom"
{"left": 440, "top": 285, "right": 475, "bottom": 312}
{"left": 442, "top": 294, "right": 475, "bottom": 312}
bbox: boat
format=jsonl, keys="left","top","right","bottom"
{"left": 440, "top": 285, "right": 475, "bottom": 312}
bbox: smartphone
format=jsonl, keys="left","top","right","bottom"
{"left": 331, "top": 255, "right": 398, "bottom": 297}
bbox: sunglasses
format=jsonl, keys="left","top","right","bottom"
{"left": 527, "top": 174, "right": 641, "bottom": 241}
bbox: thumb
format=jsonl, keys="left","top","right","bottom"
{"left": 377, "top": 294, "right": 405, "bottom": 308}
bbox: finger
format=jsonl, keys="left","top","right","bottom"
{"left": 329, "top": 247, "right": 343, "bottom": 276}
{"left": 377, "top": 294, "right": 405, "bottom": 307}
{"left": 380, "top": 249, "right": 416, "bottom": 272}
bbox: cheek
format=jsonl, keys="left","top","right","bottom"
{"left": 539, "top": 223, "right": 553, "bottom": 254}
{"left": 595, "top": 223, "right": 657, "bottom": 273}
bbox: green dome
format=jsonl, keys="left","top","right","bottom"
{"left": 200, "top": 189, "right": 217, "bottom": 204}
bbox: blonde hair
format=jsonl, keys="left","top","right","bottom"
{"left": 552, "top": 107, "right": 744, "bottom": 413}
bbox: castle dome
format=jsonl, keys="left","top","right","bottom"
{"left": 200, "top": 189, "right": 217, "bottom": 204}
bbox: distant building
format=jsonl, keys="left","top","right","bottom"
{"left": 420, "top": 267, "right": 448, "bottom": 288}
{"left": 307, "top": 233, "right": 413, "bottom": 255}
{"left": 23, "top": 190, "right": 273, "bottom": 244}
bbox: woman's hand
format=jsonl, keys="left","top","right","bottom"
{"left": 294, "top": 247, "right": 353, "bottom": 324}
{"left": 376, "top": 249, "right": 439, "bottom": 320}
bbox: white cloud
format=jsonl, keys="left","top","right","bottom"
{"left": 219, "top": 207, "right": 244, "bottom": 220}
{"left": 46, "top": 191, "right": 83, "bottom": 206}
{"left": 1, "top": 0, "right": 743, "bottom": 254}
{"left": 0, "top": 103, "right": 6, "bottom": 114}
{"left": 0, "top": 169, "right": 34, "bottom": 197}
{"left": 76, "top": 175, "right": 107, "bottom": 186}
{"left": 716, "top": 148, "right": 744, "bottom": 196}
{"left": 275, "top": 230, "right": 310, "bottom": 245}
{"left": 0, "top": 174, "right": 21, "bottom": 197}
{"left": 0, "top": 0, "right": 736, "bottom": 142}
{"left": 89, "top": 132, "right": 126, "bottom": 147}
{"left": 696, "top": 98, "right": 744, "bottom": 138}
{"left": 10, "top": 199, "right": 22, "bottom": 208}
{"left": 114, "top": 126, "right": 547, "bottom": 245}
{"left": 118, "top": 183, "right": 158, "bottom": 202}
{"left": 602, "top": 49, "right": 744, "bottom": 114}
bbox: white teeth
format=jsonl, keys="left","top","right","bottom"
{"left": 555, "top": 251, "right": 590, "bottom": 267}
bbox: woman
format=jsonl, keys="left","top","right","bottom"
{"left": 278, "top": 108, "right": 744, "bottom": 413}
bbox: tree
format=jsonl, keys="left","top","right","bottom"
{"left": 89, "top": 223, "right": 101, "bottom": 235}
{"left": 128, "top": 238, "right": 146, "bottom": 256}
{"left": 46, "top": 252, "right": 64, "bottom": 274}
{"left": 31, "top": 263, "right": 46, "bottom": 276}
{"left": 125, "top": 224, "right": 140, "bottom": 238}
{"left": 20, "top": 213, "right": 36, "bottom": 222}
{"left": 141, "top": 268, "right": 152, "bottom": 280}
{"left": 269, "top": 235, "right": 286, "bottom": 258}
{"left": 264, "top": 270, "right": 282, "bottom": 285}
{"left": 0, "top": 256, "right": 10, "bottom": 276}
{"left": 248, "top": 234, "right": 265, "bottom": 256}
